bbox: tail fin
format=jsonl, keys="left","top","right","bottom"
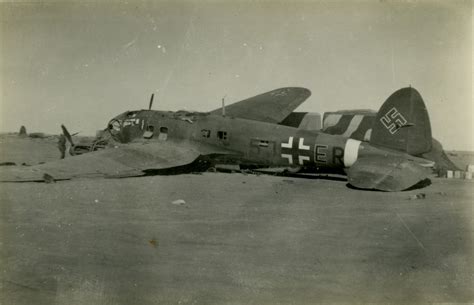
{"left": 371, "top": 87, "right": 432, "bottom": 156}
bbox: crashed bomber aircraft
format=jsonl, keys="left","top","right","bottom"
{"left": 1, "top": 87, "right": 437, "bottom": 191}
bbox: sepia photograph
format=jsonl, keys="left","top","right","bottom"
{"left": 0, "top": 0, "right": 472, "bottom": 304}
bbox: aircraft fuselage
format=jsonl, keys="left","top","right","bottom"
{"left": 107, "top": 109, "right": 393, "bottom": 173}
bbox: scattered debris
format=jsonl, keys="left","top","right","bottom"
{"left": 172, "top": 199, "right": 186, "bottom": 206}
{"left": 94, "top": 199, "right": 99, "bottom": 203}
{"left": 215, "top": 164, "right": 240, "bottom": 173}
{"left": 436, "top": 192, "right": 447, "bottom": 196}
{"left": 408, "top": 193, "right": 426, "bottom": 200}
{"left": 0, "top": 162, "right": 16, "bottom": 166}
{"left": 148, "top": 238, "right": 158, "bottom": 247}
{"left": 241, "top": 169, "right": 262, "bottom": 176}
{"left": 43, "top": 173, "right": 55, "bottom": 184}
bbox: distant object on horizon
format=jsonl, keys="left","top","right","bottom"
{"left": 18, "top": 126, "right": 27, "bottom": 137}
{"left": 16, "top": 125, "right": 48, "bottom": 139}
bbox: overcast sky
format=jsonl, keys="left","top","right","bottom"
{"left": 0, "top": 1, "right": 472, "bottom": 150}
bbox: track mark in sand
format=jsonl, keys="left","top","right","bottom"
{"left": 396, "top": 213, "right": 425, "bottom": 250}
{"left": 4, "top": 280, "right": 40, "bottom": 292}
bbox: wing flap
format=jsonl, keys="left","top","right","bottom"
{"left": 346, "top": 156, "right": 431, "bottom": 191}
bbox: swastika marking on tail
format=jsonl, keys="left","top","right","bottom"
{"left": 380, "top": 107, "right": 407, "bottom": 134}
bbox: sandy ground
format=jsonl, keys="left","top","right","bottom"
{"left": 0, "top": 135, "right": 473, "bottom": 304}
{"left": 0, "top": 135, "right": 61, "bottom": 165}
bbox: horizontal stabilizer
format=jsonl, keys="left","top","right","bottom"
{"left": 346, "top": 155, "right": 432, "bottom": 191}
{"left": 422, "top": 138, "right": 460, "bottom": 171}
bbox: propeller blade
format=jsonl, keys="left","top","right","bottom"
{"left": 61, "top": 124, "right": 75, "bottom": 146}
{"left": 148, "top": 93, "right": 154, "bottom": 110}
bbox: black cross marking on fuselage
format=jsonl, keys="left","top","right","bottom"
{"left": 280, "top": 136, "right": 312, "bottom": 165}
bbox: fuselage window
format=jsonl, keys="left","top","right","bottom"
{"left": 217, "top": 131, "right": 227, "bottom": 140}
{"left": 158, "top": 126, "right": 168, "bottom": 141}
{"left": 143, "top": 125, "right": 154, "bottom": 139}
{"left": 258, "top": 140, "right": 269, "bottom": 147}
{"left": 201, "top": 129, "right": 211, "bottom": 138}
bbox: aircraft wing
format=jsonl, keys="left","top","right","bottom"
{"left": 210, "top": 87, "right": 311, "bottom": 123}
{"left": 0, "top": 140, "right": 236, "bottom": 182}
{"left": 346, "top": 155, "right": 432, "bottom": 191}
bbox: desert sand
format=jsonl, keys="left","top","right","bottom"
{"left": 0, "top": 135, "right": 473, "bottom": 304}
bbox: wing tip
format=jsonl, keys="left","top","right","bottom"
{"left": 274, "top": 87, "right": 312, "bottom": 99}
